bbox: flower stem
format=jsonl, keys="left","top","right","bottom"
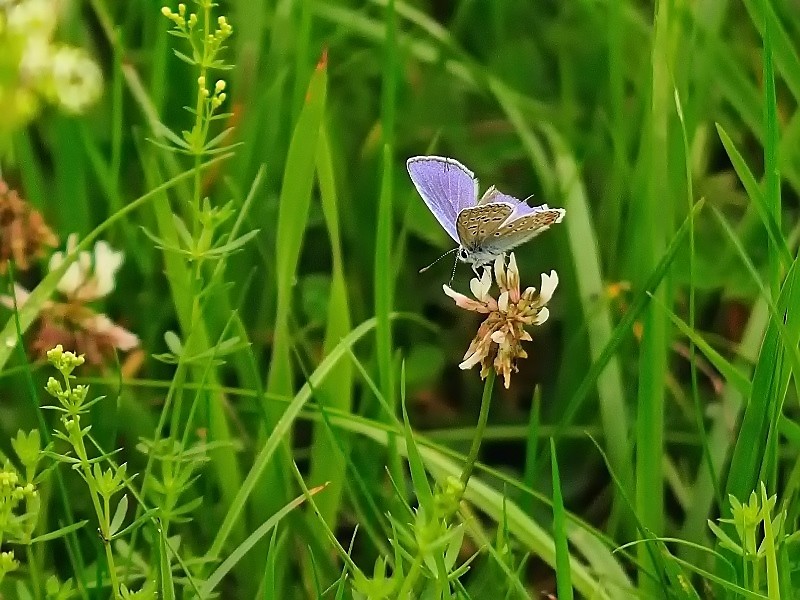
{"left": 459, "top": 369, "right": 495, "bottom": 490}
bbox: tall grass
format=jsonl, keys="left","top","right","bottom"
{"left": 1, "top": 0, "right": 800, "bottom": 598}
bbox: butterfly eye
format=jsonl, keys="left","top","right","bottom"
{"left": 457, "top": 248, "right": 469, "bottom": 262}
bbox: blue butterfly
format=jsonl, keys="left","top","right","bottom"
{"left": 407, "top": 156, "right": 565, "bottom": 271}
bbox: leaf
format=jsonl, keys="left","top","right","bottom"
{"left": 109, "top": 494, "right": 128, "bottom": 537}
{"left": 29, "top": 520, "right": 89, "bottom": 544}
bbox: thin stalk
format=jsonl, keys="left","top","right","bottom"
{"left": 460, "top": 370, "right": 495, "bottom": 489}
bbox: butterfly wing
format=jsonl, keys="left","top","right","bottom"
{"left": 407, "top": 156, "right": 479, "bottom": 243}
{"left": 480, "top": 207, "right": 566, "bottom": 256}
{"left": 456, "top": 203, "right": 515, "bottom": 249}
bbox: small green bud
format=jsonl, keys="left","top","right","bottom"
{"left": 0, "top": 551, "right": 18, "bottom": 574}
{"left": 45, "top": 376, "right": 63, "bottom": 398}
{"left": 46, "top": 344, "right": 64, "bottom": 366}
{"left": 215, "top": 79, "right": 226, "bottom": 93}
{"left": 0, "top": 470, "right": 19, "bottom": 487}
{"left": 161, "top": 6, "right": 171, "bottom": 16}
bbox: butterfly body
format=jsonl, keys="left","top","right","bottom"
{"left": 407, "top": 155, "right": 565, "bottom": 270}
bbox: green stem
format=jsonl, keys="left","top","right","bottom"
{"left": 395, "top": 553, "right": 424, "bottom": 598}
{"left": 459, "top": 370, "right": 496, "bottom": 490}
{"left": 62, "top": 369, "right": 121, "bottom": 599}
{"left": 26, "top": 545, "right": 42, "bottom": 600}
{"left": 104, "top": 542, "right": 121, "bottom": 598}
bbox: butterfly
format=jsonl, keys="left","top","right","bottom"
{"left": 407, "top": 155, "right": 565, "bottom": 272}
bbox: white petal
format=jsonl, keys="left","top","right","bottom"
{"left": 470, "top": 267, "right": 492, "bottom": 301}
{"left": 490, "top": 330, "right": 506, "bottom": 344}
{"left": 533, "top": 307, "right": 550, "bottom": 325}
{"left": 459, "top": 351, "right": 483, "bottom": 370}
{"left": 92, "top": 241, "right": 124, "bottom": 298}
{"left": 57, "top": 262, "right": 84, "bottom": 296}
{"left": 66, "top": 233, "right": 79, "bottom": 253}
{"left": 89, "top": 315, "right": 139, "bottom": 351}
{"left": 538, "top": 270, "right": 559, "bottom": 305}
{"left": 494, "top": 255, "right": 506, "bottom": 288}
{"left": 48, "top": 250, "right": 64, "bottom": 273}
{"left": 506, "top": 253, "right": 519, "bottom": 291}
{"left": 0, "top": 284, "right": 31, "bottom": 309}
{"left": 497, "top": 291, "right": 509, "bottom": 312}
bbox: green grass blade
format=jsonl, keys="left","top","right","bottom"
{"left": 260, "top": 51, "right": 328, "bottom": 523}
{"left": 200, "top": 489, "right": 323, "bottom": 598}
{"left": 306, "top": 125, "right": 354, "bottom": 528}
{"left": 716, "top": 124, "right": 791, "bottom": 269}
{"left": 266, "top": 51, "right": 328, "bottom": 407}
{"left": 651, "top": 296, "right": 751, "bottom": 398}
{"left": 550, "top": 439, "right": 574, "bottom": 600}
{"left": 761, "top": 2, "right": 782, "bottom": 297}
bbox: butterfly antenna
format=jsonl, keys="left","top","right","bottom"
{"left": 449, "top": 252, "right": 459, "bottom": 286}
{"left": 419, "top": 247, "right": 458, "bottom": 274}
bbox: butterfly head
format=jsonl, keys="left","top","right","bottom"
{"left": 456, "top": 247, "right": 470, "bottom": 263}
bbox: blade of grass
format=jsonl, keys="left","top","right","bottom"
{"left": 650, "top": 296, "right": 751, "bottom": 398}
{"left": 761, "top": 2, "right": 782, "bottom": 298}
{"left": 262, "top": 50, "right": 328, "bottom": 519}
{"left": 716, "top": 124, "right": 791, "bottom": 269}
{"left": 674, "top": 86, "right": 721, "bottom": 510}
{"left": 200, "top": 487, "right": 326, "bottom": 598}
{"left": 375, "top": 0, "right": 402, "bottom": 488}
{"left": 550, "top": 439, "right": 574, "bottom": 600}
{"left": 306, "top": 125, "right": 354, "bottom": 528}
{"left": 634, "top": 2, "right": 677, "bottom": 591}
{"left": 715, "top": 211, "right": 800, "bottom": 503}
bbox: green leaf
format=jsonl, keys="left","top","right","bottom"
{"left": 109, "top": 494, "right": 128, "bottom": 537}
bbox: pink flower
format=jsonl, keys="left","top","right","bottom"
{"left": 443, "top": 253, "right": 558, "bottom": 388}
{"left": 0, "top": 237, "right": 138, "bottom": 365}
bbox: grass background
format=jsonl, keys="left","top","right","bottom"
{"left": 2, "top": 0, "right": 800, "bottom": 597}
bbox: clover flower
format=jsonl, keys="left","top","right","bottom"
{"left": 0, "top": 180, "right": 58, "bottom": 273}
{"left": 443, "top": 253, "right": 558, "bottom": 388}
{"left": 1, "top": 235, "right": 138, "bottom": 365}
{"left": 0, "top": 0, "right": 102, "bottom": 136}
{"left": 49, "top": 46, "right": 103, "bottom": 114}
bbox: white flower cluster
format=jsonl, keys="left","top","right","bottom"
{"left": 0, "top": 0, "right": 103, "bottom": 133}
